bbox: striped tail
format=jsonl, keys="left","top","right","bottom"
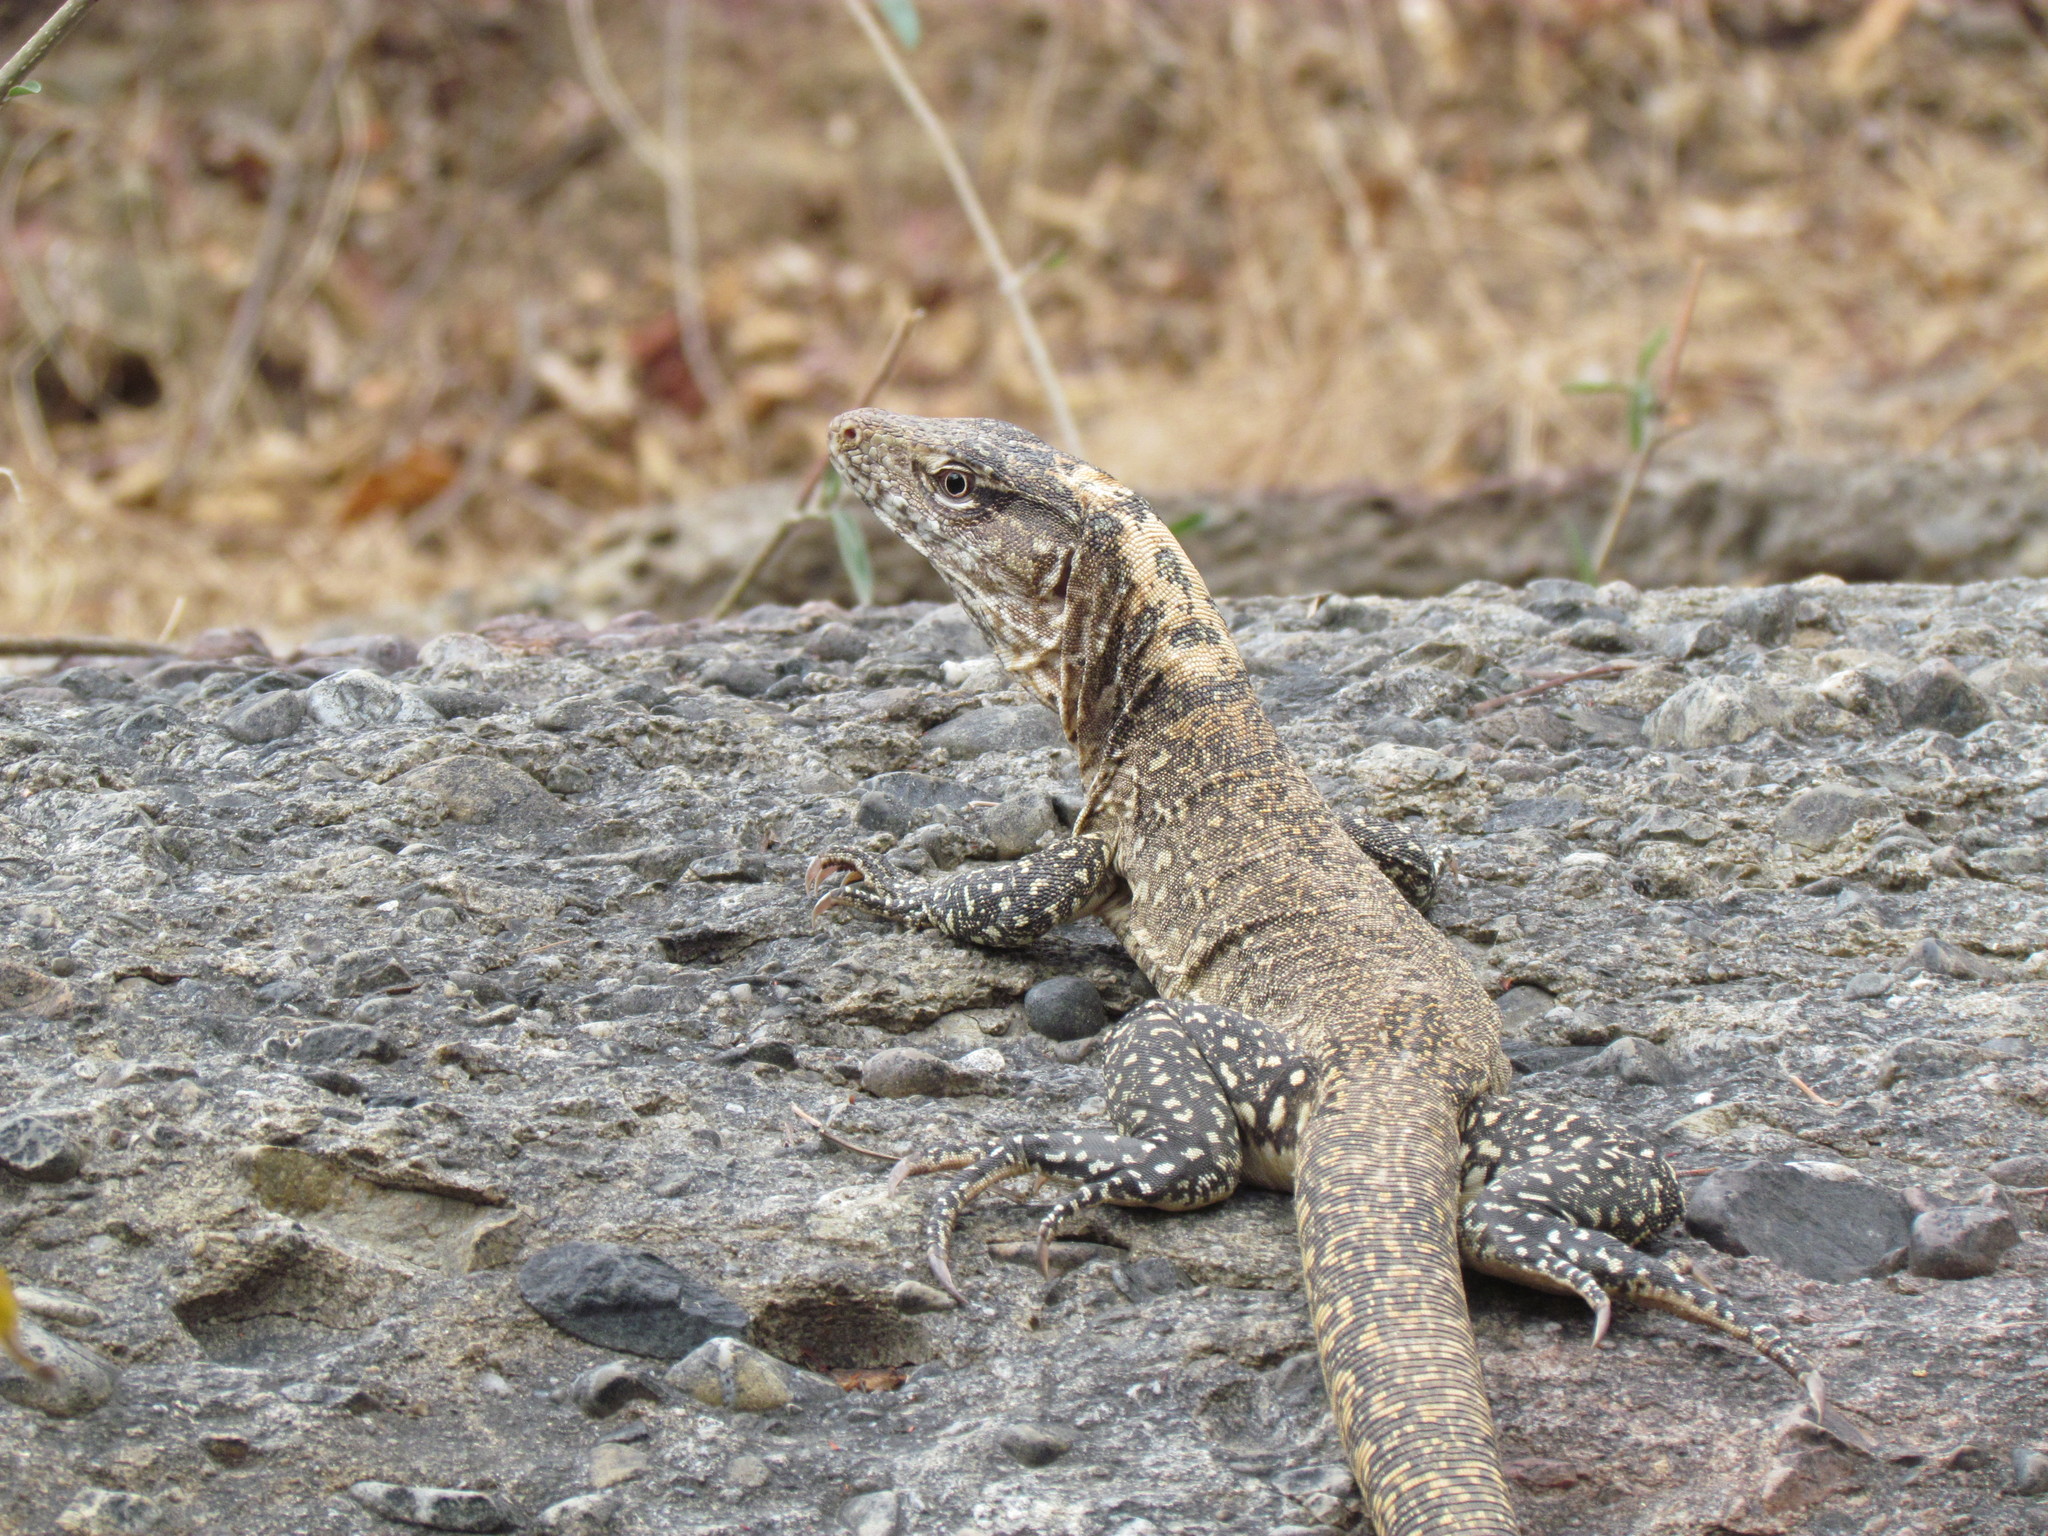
{"left": 1295, "top": 1066, "right": 1518, "bottom": 1535}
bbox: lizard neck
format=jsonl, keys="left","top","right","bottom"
{"left": 1051, "top": 506, "right": 1275, "bottom": 829}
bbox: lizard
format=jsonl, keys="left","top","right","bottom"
{"left": 805, "top": 409, "right": 1824, "bottom": 1536}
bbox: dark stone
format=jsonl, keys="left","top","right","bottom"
{"left": 1686, "top": 1159, "right": 1914, "bottom": 1283}
{"left": 1502, "top": 1041, "right": 1602, "bottom": 1076}
{"left": 923, "top": 704, "right": 1064, "bottom": 759}
{"left": 0, "top": 1111, "right": 83, "bottom": 1182}
{"left": 1354, "top": 713, "right": 1440, "bottom": 747}
{"left": 1903, "top": 935, "right": 2008, "bottom": 982}
{"left": 298, "top": 634, "right": 419, "bottom": 674}
{"left": 1559, "top": 618, "right": 1635, "bottom": 653}
{"left": 2013, "top": 1447, "right": 2048, "bottom": 1497}
{"left": 1892, "top": 658, "right": 1993, "bottom": 736}
{"left": 186, "top": 625, "right": 271, "bottom": 660}
{"left": 1482, "top": 798, "right": 1586, "bottom": 833}
{"left": 517, "top": 1242, "right": 748, "bottom": 1360}
{"left": 1987, "top": 1153, "right": 2048, "bottom": 1187}
{"left": 1722, "top": 586, "right": 1798, "bottom": 647}
{"left": 291, "top": 1024, "right": 398, "bottom": 1064}
{"left": 344, "top": 1482, "right": 512, "bottom": 1533}
{"left": 975, "top": 795, "right": 1060, "bottom": 859}
{"left": 1022, "top": 976, "right": 1108, "bottom": 1043}
{"left": 220, "top": 690, "right": 307, "bottom": 745}
{"left": 996, "top": 1423, "right": 1073, "bottom": 1466}
{"left": 56, "top": 665, "right": 139, "bottom": 702}
{"left": 1579, "top": 1035, "right": 1684, "bottom": 1087}
{"left": 1519, "top": 578, "right": 1599, "bottom": 624}
{"left": 1907, "top": 1206, "right": 2019, "bottom": 1280}
{"left": 698, "top": 659, "right": 777, "bottom": 697}
{"left": 568, "top": 1360, "right": 665, "bottom": 1417}
{"left": 1776, "top": 784, "right": 1889, "bottom": 851}
{"left": 334, "top": 951, "right": 412, "bottom": 996}
{"left": 1493, "top": 983, "right": 1557, "bottom": 1031}
{"left": 1109, "top": 1256, "right": 1190, "bottom": 1301}
{"left": 115, "top": 706, "right": 175, "bottom": 746}
{"left": 803, "top": 622, "right": 869, "bottom": 662}
{"left": 415, "top": 686, "right": 507, "bottom": 719}
{"left": 855, "top": 771, "right": 979, "bottom": 836}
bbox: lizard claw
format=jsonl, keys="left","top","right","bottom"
{"left": 926, "top": 1238, "right": 967, "bottom": 1305}
{"left": 1801, "top": 1370, "right": 1828, "bottom": 1423}
{"left": 1588, "top": 1294, "right": 1613, "bottom": 1349}
{"left": 886, "top": 1155, "right": 919, "bottom": 1195}
{"left": 805, "top": 852, "right": 866, "bottom": 897}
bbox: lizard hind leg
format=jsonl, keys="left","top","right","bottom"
{"left": 911, "top": 1131, "right": 1161, "bottom": 1301}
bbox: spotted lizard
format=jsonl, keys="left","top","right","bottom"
{"left": 807, "top": 409, "right": 1823, "bottom": 1536}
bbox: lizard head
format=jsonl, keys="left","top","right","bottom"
{"left": 827, "top": 408, "right": 1133, "bottom": 707}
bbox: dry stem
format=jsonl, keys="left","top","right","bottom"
{"left": 167, "top": 0, "right": 371, "bottom": 502}
{"left": 1588, "top": 256, "right": 1706, "bottom": 581}
{"left": 838, "top": 0, "right": 1081, "bottom": 456}
{"left": 562, "top": 0, "right": 737, "bottom": 446}
{"left": 713, "top": 306, "right": 924, "bottom": 619}
{"left": 0, "top": 0, "right": 101, "bottom": 105}
{"left": 1468, "top": 661, "right": 1640, "bottom": 718}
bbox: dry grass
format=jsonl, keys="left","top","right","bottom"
{"left": 3, "top": 0, "right": 2048, "bottom": 639}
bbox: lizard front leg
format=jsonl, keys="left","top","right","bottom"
{"left": 807, "top": 832, "right": 1112, "bottom": 947}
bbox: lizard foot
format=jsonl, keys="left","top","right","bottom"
{"left": 805, "top": 851, "right": 923, "bottom": 924}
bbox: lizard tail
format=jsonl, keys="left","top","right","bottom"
{"left": 1295, "top": 1066, "right": 1519, "bottom": 1536}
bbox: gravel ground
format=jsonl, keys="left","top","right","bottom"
{"left": 0, "top": 574, "right": 2042, "bottom": 1536}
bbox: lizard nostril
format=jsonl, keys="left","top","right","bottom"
{"left": 837, "top": 425, "right": 859, "bottom": 446}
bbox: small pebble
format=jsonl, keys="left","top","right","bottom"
{"left": 1022, "top": 976, "right": 1109, "bottom": 1042}
{"left": 0, "top": 1111, "right": 83, "bottom": 1182}
{"left": 2013, "top": 1446, "right": 2048, "bottom": 1497}
{"left": 567, "top": 1359, "right": 664, "bottom": 1417}
{"left": 838, "top": 1489, "right": 902, "bottom": 1536}
{"left": 889, "top": 1280, "right": 958, "bottom": 1314}
{"left": 861, "top": 1047, "right": 983, "bottom": 1098}
{"left": 995, "top": 1422, "right": 1073, "bottom": 1466}
{"left": 588, "top": 1442, "right": 649, "bottom": 1489}
{"left": 664, "top": 1336, "right": 793, "bottom": 1412}
{"left": 344, "top": 1482, "right": 513, "bottom": 1533}
{"left": 1908, "top": 1206, "right": 2020, "bottom": 1280}
{"left": 538, "top": 1492, "right": 619, "bottom": 1535}
{"left": 56, "top": 1489, "right": 160, "bottom": 1535}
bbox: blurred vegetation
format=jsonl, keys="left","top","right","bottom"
{"left": 2, "top": 0, "right": 2048, "bottom": 636}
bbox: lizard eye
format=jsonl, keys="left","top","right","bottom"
{"left": 935, "top": 467, "right": 976, "bottom": 504}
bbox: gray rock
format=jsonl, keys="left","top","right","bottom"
{"left": 1483, "top": 797, "right": 1586, "bottom": 833}
{"left": 699, "top": 658, "right": 777, "bottom": 697}
{"left": 1775, "top": 783, "right": 1891, "bottom": 851}
{"left": 854, "top": 771, "right": 975, "bottom": 835}
{"left": 1622, "top": 806, "right": 1722, "bottom": 847}
{"left": 804, "top": 622, "right": 870, "bottom": 662}
{"left": 220, "top": 688, "right": 307, "bottom": 744}
{"left": 0, "top": 1316, "right": 117, "bottom": 1417}
{"left": 996, "top": 1422, "right": 1073, "bottom": 1466}
{"left": 568, "top": 1359, "right": 665, "bottom": 1416}
{"left": 413, "top": 686, "right": 506, "bottom": 719}
{"left": 516, "top": 1242, "right": 748, "bottom": 1360}
{"left": 115, "top": 706, "right": 175, "bottom": 746}
{"left": 1722, "top": 587, "right": 1799, "bottom": 646}
{"left": 1022, "top": 976, "right": 1109, "bottom": 1043}
{"left": 665, "top": 1336, "right": 795, "bottom": 1412}
{"left": 1843, "top": 971, "right": 1892, "bottom": 1000}
{"left": 395, "top": 755, "right": 561, "bottom": 827}
{"left": 2013, "top": 1447, "right": 2048, "bottom": 1497}
{"left": 1903, "top": 935, "right": 2008, "bottom": 982}
{"left": 1653, "top": 618, "right": 1730, "bottom": 660}
{"left": 1907, "top": 1206, "right": 2019, "bottom": 1280}
{"left": 1892, "top": 658, "right": 1993, "bottom": 735}
{"left": 889, "top": 1280, "right": 958, "bottom": 1313}
{"left": 0, "top": 1111, "right": 82, "bottom": 1182}
{"left": 1687, "top": 1159, "right": 1914, "bottom": 1282}
{"left": 838, "top": 1490, "right": 903, "bottom": 1536}
{"left": 1580, "top": 1035, "right": 1684, "bottom": 1087}
{"left": 291, "top": 1023, "right": 397, "bottom": 1064}
{"left": 333, "top": 950, "right": 411, "bottom": 995}
{"left": 1110, "top": 1256, "right": 1190, "bottom": 1301}
{"left": 923, "top": 704, "right": 1064, "bottom": 758}
{"left": 55, "top": 1489, "right": 160, "bottom": 1534}
{"left": 861, "top": 1047, "right": 985, "bottom": 1098}
{"left": 300, "top": 634, "right": 419, "bottom": 673}
{"left": 1493, "top": 983, "right": 1557, "bottom": 1031}
{"left": 344, "top": 1482, "right": 512, "bottom": 1532}
{"left": 305, "top": 669, "right": 440, "bottom": 728}
{"left": 1988, "top": 1154, "right": 2048, "bottom": 1187}
{"left": 537, "top": 1492, "right": 619, "bottom": 1535}
{"left": 533, "top": 694, "right": 607, "bottom": 732}
{"left": 1646, "top": 676, "right": 1788, "bottom": 749}
{"left": 977, "top": 794, "right": 1060, "bottom": 858}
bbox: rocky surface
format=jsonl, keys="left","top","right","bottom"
{"left": 0, "top": 576, "right": 2042, "bottom": 1534}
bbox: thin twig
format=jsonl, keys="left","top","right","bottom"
{"left": 0, "top": 0, "right": 101, "bottom": 105}
{"left": 408, "top": 303, "right": 542, "bottom": 544}
{"left": 1589, "top": 257, "right": 1706, "bottom": 580}
{"left": 561, "top": 0, "right": 737, "bottom": 443}
{"left": 1786, "top": 1071, "right": 1840, "bottom": 1110}
{"left": 1467, "top": 662, "right": 1640, "bottom": 717}
{"left": 712, "top": 305, "right": 925, "bottom": 618}
{"left": 277, "top": 71, "right": 371, "bottom": 317}
{"left": 167, "top": 0, "right": 372, "bottom": 502}
{"left": 839, "top": 0, "right": 1081, "bottom": 455}
{"left": 0, "top": 635, "right": 174, "bottom": 656}
{"left": 789, "top": 1103, "right": 902, "bottom": 1162}
{"left": 155, "top": 594, "right": 185, "bottom": 647}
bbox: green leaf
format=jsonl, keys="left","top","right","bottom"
{"left": 873, "top": 0, "right": 921, "bottom": 49}
{"left": 1627, "top": 379, "right": 1662, "bottom": 453}
{"left": 1562, "top": 520, "right": 1597, "bottom": 588}
{"left": 5, "top": 81, "right": 40, "bottom": 99}
{"left": 1166, "top": 510, "right": 1207, "bottom": 539}
{"left": 816, "top": 462, "right": 843, "bottom": 510}
{"left": 830, "top": 504, "right": 875, "bottom": 607}
{"left": 1633, "top": 326, "right": 1669, "bottom": 383}
{"left": 1561, "top": 380, "right": 1629, "bottom": 396}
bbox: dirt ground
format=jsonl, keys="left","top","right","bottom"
{"left": 5, "top": 1, "right": 2048, "bottom": 638}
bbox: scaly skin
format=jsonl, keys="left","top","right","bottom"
{"left": 815, "top": 410, "right": 1819, "bottom": 1534}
